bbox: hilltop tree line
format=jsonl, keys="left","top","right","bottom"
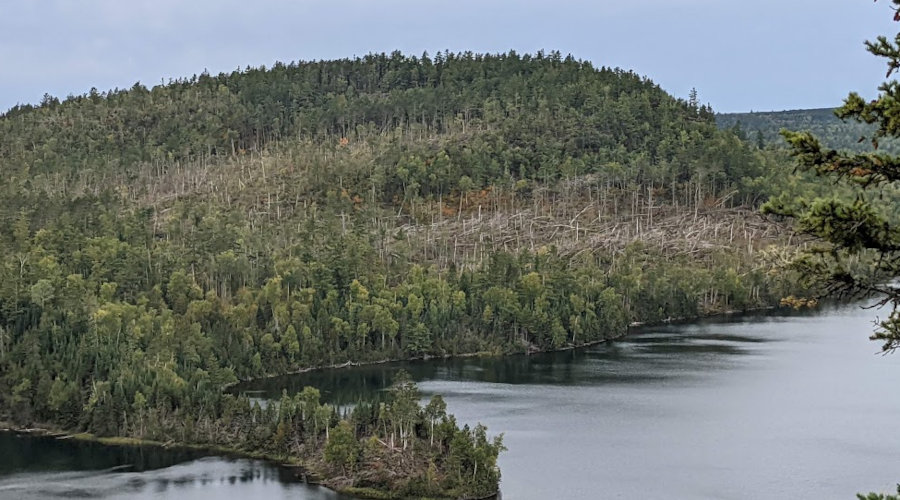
{"left": 2, "top": 50, "right": 772, "bottom": 211}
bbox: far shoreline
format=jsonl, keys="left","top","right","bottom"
{"left": 230, "top": 303, "right": 788, "bottom": 393}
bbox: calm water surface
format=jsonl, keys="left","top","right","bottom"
{"left": 4, "top": 304, "right": 898, "bottom": 499}
{"left": 0, "top": 431, "right": 347, "bottom": 499}
{"left": 243, "top": 304, "right": 900, "bottom": 499}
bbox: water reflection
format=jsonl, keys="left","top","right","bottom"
{"left": 0, "top": 433, "right": 346, "bottom": 500}
{"left": 7, "top": 304, "right": 894, "bottom": 500}
{"left": 232, "top": 304, "right": 900, "bottom": 500}
{"left": 234, "top": 311, "right": 793, "bottom": 404}
{"left": 0, "top": 432, "right": 208, "bottom": 475}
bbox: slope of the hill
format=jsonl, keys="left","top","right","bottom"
{"left": 0, "top": 51, "right": 802, "bottom": 498}
{"left": 716, "top": 107, "right": 900, "bottom": 153}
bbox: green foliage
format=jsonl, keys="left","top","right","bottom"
{"left": 858, "top": 485, "right": 900, "bottom": 500}
{"left": 0, "top": 50, "right": 802, "bottom": 497}
{"left": 0, "top": 50, "right": 769, "bottom": 209}
{"left": 717, "top": 108, "right": 900, "bottom": 153}
{"left": 325, "top": 420, "right": 359, "bottom": 473}
{"left": 770, "top": 1, "right": 900, "bottom": 354}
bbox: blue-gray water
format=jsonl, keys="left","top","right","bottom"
{"left": 0, "top": 431, "right": 346, "bottom": 499}
{"left": 4, "top": 304, "right": 899, "bottom": 499}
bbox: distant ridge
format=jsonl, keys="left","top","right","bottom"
{"left": 716, "top": 107, "right": 898, "bottom": 153}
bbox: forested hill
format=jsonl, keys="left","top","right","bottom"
{"left": 2, "top": 50, "right": 747, "bottom": 207}
{"left": 716, "top": 107, "right": 899, "bottom": 153}
{"left": 0, "top": 51, "right": 799, "bottom": 497}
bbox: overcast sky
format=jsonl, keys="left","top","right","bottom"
{"left": 1, "top": 0, "right": 897, "bottom": 114}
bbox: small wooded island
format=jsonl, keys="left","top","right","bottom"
{"left": 0, "top": 51, "right": 817, "bottom": 498}
{"left": 3, "top": 371, "right": 503, "bottom": 499}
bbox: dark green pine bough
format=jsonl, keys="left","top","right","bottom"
{"left": 766, "top": 1, "right": 900, "bottom": 498}
{"left": 0, "top": 50, "right": 803, "bottom": 497}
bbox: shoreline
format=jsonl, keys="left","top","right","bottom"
{"left": 0, "top": 421, "right": 495, "bottom": 500}
{"left": 231, "top": 303, "right": 784, "bottom": 390}
{"left": 0, "top": 421, "right": 318, "bottom": 475}
{"left": 1, "top": 303, "right": 794, "bottom": 500}
{"left": 0, "top": 421, "right": 379, "bottom": 496}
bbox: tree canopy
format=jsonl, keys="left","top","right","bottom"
{"left": 0, "top": 49, "right": 808, "bottom": 497}
{"left": 762, "top": 3, "right": 900, "bottom": 497}
{"left": 769, "top": 0, "right": 900, "bottom": 356}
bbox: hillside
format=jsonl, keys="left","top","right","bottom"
{"left": 0, "top": 51, "right": 802, "bottom": 497}
{"left": 716, "top": 107, "right": 900, "bottom": 153}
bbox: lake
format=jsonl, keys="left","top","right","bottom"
{"left": 0, "top": 431, "right": 346, "bottom": 499}
{"left": 3, "top": 303, "right": 898, "bottom": 499}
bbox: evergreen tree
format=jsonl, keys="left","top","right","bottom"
{"left": 765, "top": 5, "right": 900, "bottom": 496}
{"left": 768, "top": 0, "right": 900, "bottom": 354}
{"left": 324, "top": 420, "right": 359, "bottom": 475}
